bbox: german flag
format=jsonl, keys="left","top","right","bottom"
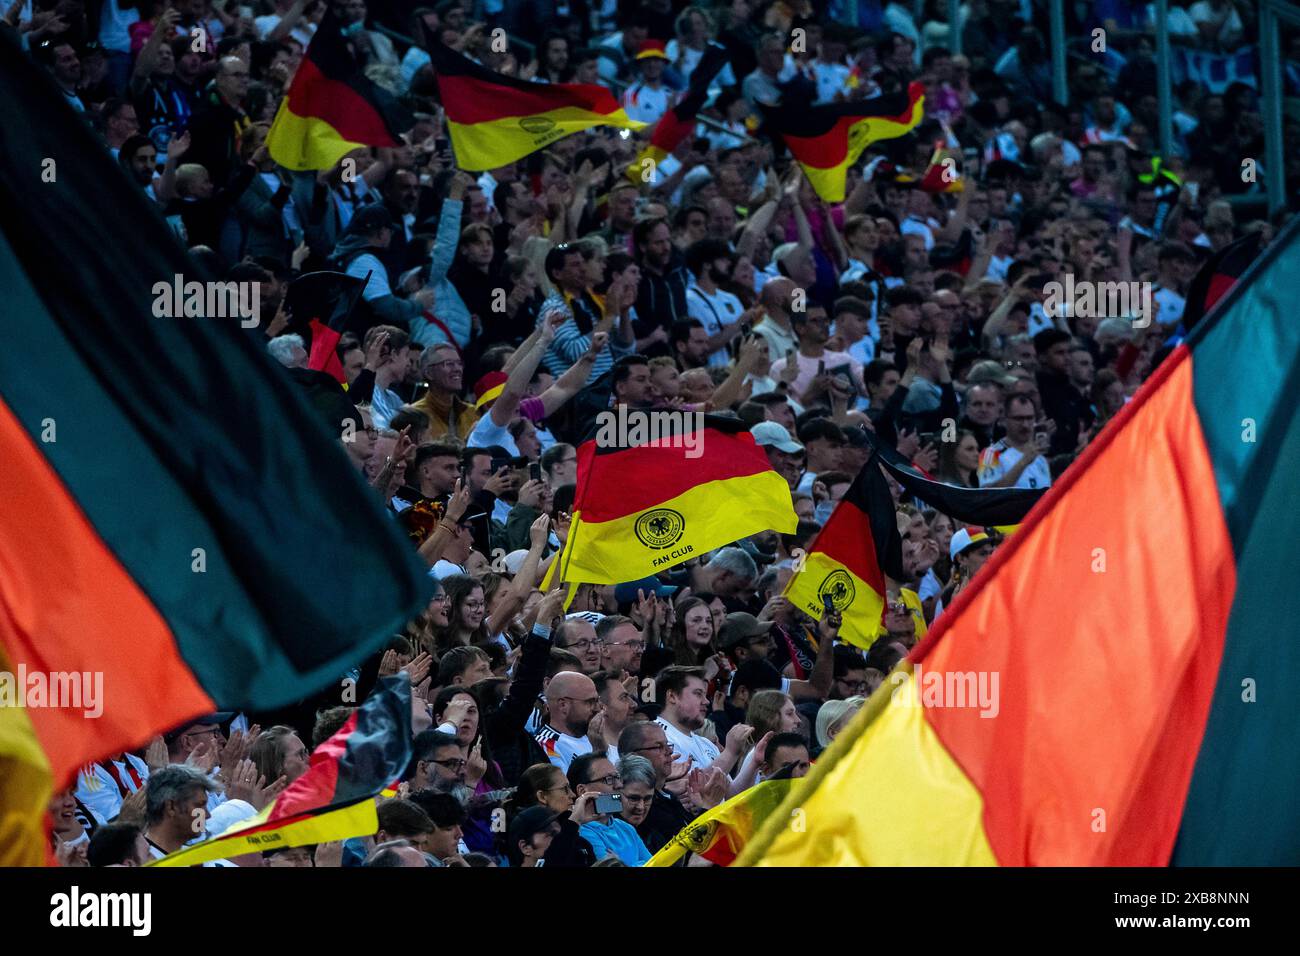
{"left": 645, "top": 777, "right": 794, "bottom": 867}
{"left": 558, "top": 411, "right": 796, "bottom": 584}
{"left": 152, "top": 676, "right": 412, "bottom": 866}
{"left": 1180, "top": 231, "right": 1263, "bottom": 333}
{"left": 627, "top": 44, "right": 728, "bottom": 181}
{"left": 919, "top": 145, "right": 964, "bottom": 193}
{"left": 764, "top": 83, "right": 925, "bottom": 202}
{"left": 738, "top": 220, "right": 1300, "bottom": 866}
{"left": 863, "top": 429, "right": 1044, "bottom": 533}
{"left": 783, "top": 456, "right": 903, "bottom": 650}
{"left": 430, "top": 42, "right": 645, "bottom": 172}
{"left": 0, "top": 34, "right": 431, "bottom": 864}
{"left": 266, "top": 10, "right": 412, "bottom": 171}
{"left": 284, "top": 270, "right": 369, "bottom": 384}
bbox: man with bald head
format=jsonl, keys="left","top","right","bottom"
{"left": 753, "top": 276, "right": 798, "bottom": 361}
{"left": 534, "top": 671, "right": 599, "bottom": 772}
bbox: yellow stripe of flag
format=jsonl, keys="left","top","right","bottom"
{"left": 737, "top": 663, "right": 997, "bottom": 866}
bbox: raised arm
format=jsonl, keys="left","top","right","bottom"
{"left": 537, "top": 330, "right": 606, "bottom": 416}
{"left": 428, "top": 173, "right": 471, "bottom": 281}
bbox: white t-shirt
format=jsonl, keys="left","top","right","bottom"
{"left": 466, "top": 412, "right": 518, "bottom": 456}
{"left": 656, "top": 717, "right": 719, "bottom": 768}
{"left": 535, "top": 725, "right": 593, "bottom": 772}
{"left": 622, "top": 83, "right": 674, "bottom": 125}
{"left": 977, "top": 440, "right": 1052, "bottom": 490}
{"left": 813, "top": 60, "right": 852, "bottom": 105}
{"left": 686, "top": 282, "right": 744, "bottom": 368}
{"left": 74, "top": 753, "right": 149, "bottom": 826}
{"left": 770, "top": 350, "right": 864, "bottom": 400}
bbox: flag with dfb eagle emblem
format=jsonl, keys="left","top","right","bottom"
{"left": 783, "top": 455, "right": 903, "bottom": 650}
{"left": 554, "top": 411, "right": 796, "bottom": 585}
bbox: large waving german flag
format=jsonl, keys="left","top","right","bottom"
{"left": 266, "top": 10, "right": 412, "bottom": 171}
{"left": 0, "top": 34, "right": 431, "bottom": 864}
{"left": 152, "top": 677, "right": 412, "bottom": 867}
{"left": 628, "top": 44, "right": 728, "bottom": 181}
{"left": 739, "top": 220, "right": 1300, "bottom": 866}
{"left": 558, "top": 411, "right": 796, "bottom": 584}
{"left": 783, "top": 456, "right": 903, "bottom": 650}
{"left": 764, "top": 83, "right": 925, "bottom": 202}
{"left": 430, "top": 42, "right": 645, "bottom": 172}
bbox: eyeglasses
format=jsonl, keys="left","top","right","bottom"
{"left": 430, "top": 593, "right": 450, "bottom": 604}
{"left": 561, "top": 638, "right": 605, "bottom": 652}
{"left": 542, "top": 783, "right": 574, "bottom": 794}
{"left": 558, "top": 696, "right": 600, "bottom": 707}
{"left": 462, "top": 600, "right": 485, "bottom": 610}
{"left": 428, "top": 757, "right": 467, "bottom": 770}
{"left": 621, "top": 794, "right": 653, "bottom": 806}
{"left": 629, "top": 742, "right": 675, "bottom": 755}
{"left": 606, "top": 639, "right": 646, "bottom": 652}
{"left": 584, "top": 773, "right": 621, "bottom": 788}
{"left": 427, "top": 359, "right": 463, "bottom": 370}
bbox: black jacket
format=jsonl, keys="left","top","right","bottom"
{"left": 637, "top": 790, "right": 692, "bottom": 856}
{"left": 486, "top": 632, "right": 551, "bottom": 787}
{"left": 634, "top": 252, "right": 691, "bottom": 341}
{"left": 543, "top": 812, "right": 597, "bottom": 867}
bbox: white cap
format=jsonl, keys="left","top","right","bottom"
{"left": 750, "top": 421, "right": 804, "bottom": 454}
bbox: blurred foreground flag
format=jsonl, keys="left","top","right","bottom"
{"left": 739, "top": 222, "right": 1300, "bottom": 866}
{"left": 0, "top": 31, "right": 431, "bottom": 865}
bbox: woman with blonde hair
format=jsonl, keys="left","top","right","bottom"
{"left": 521, "top": 235, "right": 556, "bottom": 299}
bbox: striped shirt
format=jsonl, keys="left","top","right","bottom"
{"left": 540, "top": 291, "right": 635, "bottom": 382}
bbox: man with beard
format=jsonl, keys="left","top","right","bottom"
{"left": 633, "top": 217, "right": 692, "bottom": 350}
{"left": 118, "top": 135, "right": 161, "bottom": 201}
{"left": 684, "top": 238, "right": 752, "bottom": 367}
{"left": 653, "top": 666, "right": 725, "bottom": 770}
{"left": 407, "top": 730, "right": 470, "bottom": 801}
{"left": 534, "top": 671, "right": 598, "bottom": 773}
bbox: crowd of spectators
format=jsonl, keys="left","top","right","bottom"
{"left": 16, "top": 0, "right": 1289, "bottom": 866}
